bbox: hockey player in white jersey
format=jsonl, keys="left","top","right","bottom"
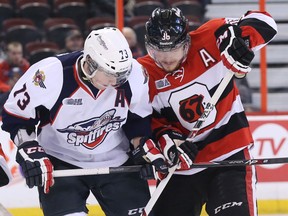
{"left": 1, "top": 27, "right": 168, "bottom": 216}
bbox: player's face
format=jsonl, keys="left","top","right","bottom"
{"left": 83, "top": 55, "right": 131, "bottom": 90}
{"left": 148, "top": 45, "right": 186, "bottom": 72}
{"left": 90, "top": 70, "right": 117, "bottom": 90}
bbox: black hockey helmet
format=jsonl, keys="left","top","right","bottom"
{"left": 145, "top": 7, "right": 189, "bottom": 51}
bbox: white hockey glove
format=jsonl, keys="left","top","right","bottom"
{"left": 131, "top": 137, "right": 169, "bottom": 180}
{"left": 16, "top": 141, "right": 54, "bottom": 194}
{"left": 158, "top": 130, "right": 198, "bottom": 170}
{"left": 215, "top": 24, "right": 255, "bottom": 78}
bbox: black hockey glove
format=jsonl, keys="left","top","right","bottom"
{"left": 215, "top": 24, "right": 255, "bottom": 78}
{"left": 131, "top": 137, "right": 168, "bottom": 180}
{"left": 16, "top": 141, "right": 54, "bottom": 194}
{"left": 158, "top": 130, "right": 198, "bottom": 170}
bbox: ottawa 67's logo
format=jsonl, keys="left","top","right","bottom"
{"left": 169, "top": 83, "right": 217, "bottom": 131}
{"left": 57, "top": 109, "right": 125, "bottom": 149}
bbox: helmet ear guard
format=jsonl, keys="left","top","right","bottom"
{"left": 84, "top": 54, "right": 99, "bottom": 78}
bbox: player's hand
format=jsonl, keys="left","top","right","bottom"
{"left": 177, "top": 140, "right": 198, "bottom": 170}
{"left": 158, "top": 131, "right": 198, "bottom": 170}
{"left": 16, "top": 141, "right": 54, "bottom": 194}
{"left": 215, "top": 24, "right": 255, "bottom": 78}
{"left": 139, "top": 164, "right": 168, "bottom": 181}
{"left": 131, "top": 137, "right": 168, "bottom": 180}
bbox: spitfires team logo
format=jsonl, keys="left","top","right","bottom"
{"left": 57, "top": 109, "right": 125, "bottom": 149}
{"left": 33, "top": 69, "right": 46, "bottom": 88}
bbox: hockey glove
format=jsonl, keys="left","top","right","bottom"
{"left": 131, "top": 137, "right": 168, "bottom": 180}
{"left": 138, "top": 164, "right": 168, "bottom": 181}
{"left": 215, "top": 24, "right": 255, "bottom": 78}
{"left": 16, "top": 141, "right": 54, "bottom": 194}
{"left": 158, "top": 131, "right": 198, "bottom": 170}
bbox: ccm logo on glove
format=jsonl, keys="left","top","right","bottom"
{"left": 25, "top": 146, "right": 45, "bottom": 154}
{"left": 215, "top": 24, "right": 255, "bottom": 78}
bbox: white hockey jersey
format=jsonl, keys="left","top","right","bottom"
{"left": 2, "top": 51, "right": 152, "bottom": 168}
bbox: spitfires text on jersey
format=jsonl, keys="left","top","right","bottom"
{"left": 58, "top": 109, "right": 125, "bottom": 149}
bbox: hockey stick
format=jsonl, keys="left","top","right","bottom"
{"left": 0, "top": 203, "right": 12, "bottom": 216}
{"left": 53, "top": 156, "right": 288, "bottom": 177}
{"left": 191, "top": 157, "right": 288, "bottom": 168}
{"left": 141, "top": 69, "right": 234, "bottom": 216}
{"left": 53, "top": 165, "right": 142, "bottom": 177}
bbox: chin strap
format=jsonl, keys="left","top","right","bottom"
{"left": 77, "top": 56, "right": 92, "bottom": 83}
{"left": 79, "top": 55, "right": 92, "bottom": 82}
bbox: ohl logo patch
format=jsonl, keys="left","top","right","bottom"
{"left": 57, "top": 109, "right": 125, "bottom": 149}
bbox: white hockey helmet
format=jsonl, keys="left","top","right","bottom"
{"left": 81, "top": 27, "right": 133, "bottom": 87}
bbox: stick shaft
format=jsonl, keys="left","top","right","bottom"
{"left": 192, "top": 157, "right": 288, "bottom": 168}
{"left": 0, "top": 204, "right": 12, "bottom": 216}
{"left": 187, "top": 71, "right": 234, "bottom": 140}
{"left": 141, "top": 165, "right": 177, "bottom": 216}
{"left": 53, "top": 165, "right": 142, "bottom": 177}
{"left": 53, "top": 157, "right": 288, "bottom": 177}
